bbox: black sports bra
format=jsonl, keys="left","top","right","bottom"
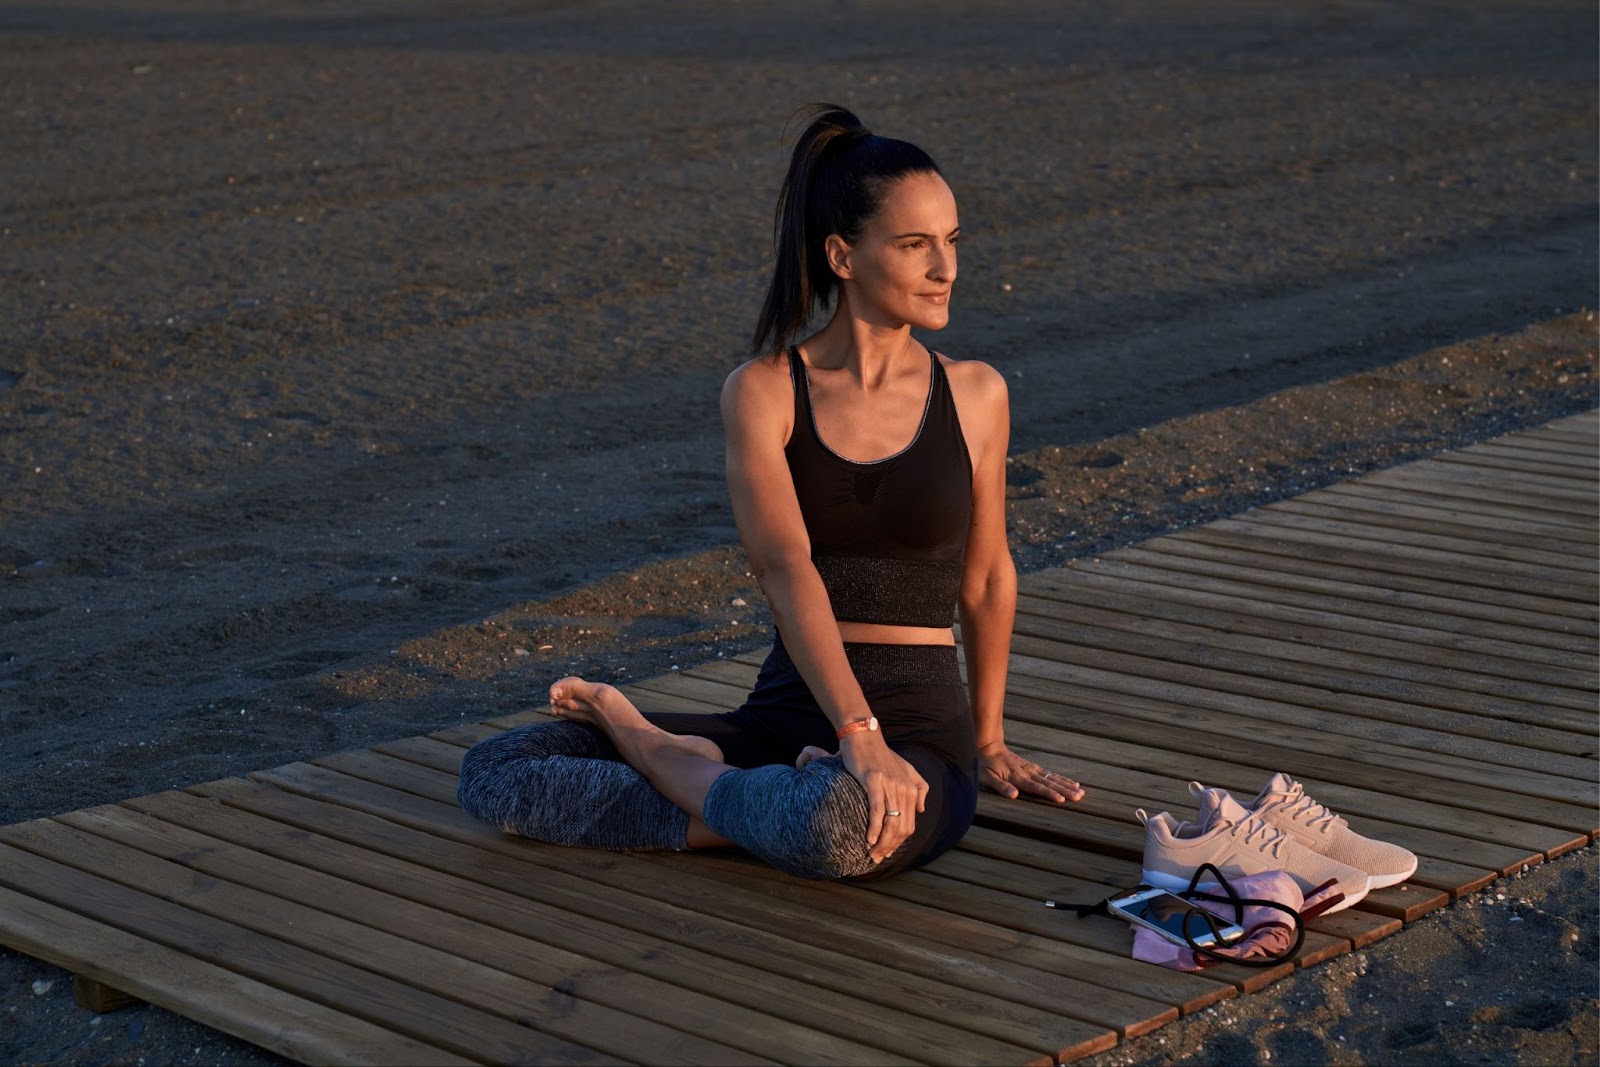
{"left": 784, "top": 347, "right": 973, "bottom": 627}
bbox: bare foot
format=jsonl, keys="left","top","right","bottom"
{"left": 548, "top": 677, "right": 724, "bottom": 765}
{"left": 795, "top": 745, "right": 832, "bottom": 771}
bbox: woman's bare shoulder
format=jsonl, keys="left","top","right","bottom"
{"left": 721, "top": 352, "right": 794, "bottom": 423}
{"left": 936, "top": 352, "right": 1008, "bottom": 408}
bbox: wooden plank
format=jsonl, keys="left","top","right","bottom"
{"left": 634, "top": 847, "right": 1222, "bottom": 1029}
{"left": 1509, "top": 429, "right": 1598, "bottom": 452}
{"left": 871, "top": 871, "right": 1297, "bottom": 993}
{"left": 636, "top": 668, "right": 755, "bottom": 700}
{"left": 1549, "top": 409, "right": 1599, "bottom": 428}
{"left": 3, "top": 817, "right": 739, "bottom": 1066}
{"left": 0, "top": 887, "right": 471, "bottom": 1066}
{"left": 1315, "top": 481, "right": 1598, "bottom": 542}
{"left": 1236, "top": 507, "right": 1599, "bottom": 574}
{"left": 1394, "top": 454, "right": 1600, "bottom": 500}
{"left": 1109, "top": 540, "right": 1596, "bottom": 647}
{"left": 961, "top": 796, "right": 1451, "bottom": 923}
{"left": 919, "top": 846, "right": 1397, "bottom": 957}
{"left": 366, "top": 736, "right": 1189, "bottom": 1041}
{"left": 645, "top": 647, "right": 1598, "bottom": 839}
{"left": 1003, "top": 637, "right": 1596, "bottom": 783}
{"left": 989, "top": 722, "right": 1555, "bottom": 883}
{"left": 171, "top": 781, "right": 1010, "bottom": 1067}
{"left": 912, "top": 851, "right": 1348, "bottom": 980}
{"left": 1476, "top": 429, "right": 1599, "bottom": 454}
{"left": 999, "top": 657, "right": 1597, "bottom": 808}
{"left": 1342, "top": 469, "right": 1599, "bottom": 521}
{"left": 1002, "top": 648, "right": 1595, "bottom": 805}
{"left": 1436, "top": 449, "right": 1600, "bottom": 482}
{"left": 330, "top": 739, "right": 1150, "bottom": 1047}
{"left": 625, "top": 687, "right": 748, "bottom": 716}
{"left": 1026, "top": 564, "right": 1597, "bottom": 684}
{"left": 1440, "top": 451, "right": 1600, "bottom": 483}
{"left": 61, "top": 803, "right": 865, "bottom": 1066}
{"left": 1360, "top": 464, "right": 1599, "bottom": 515}
{"left": 990, "top": 745, "right": 1520, "bottom": 900}
{"left": 1011, "top": 588, "right": 1600, "bottom": 723}
{"left": 622, "top": 667, "right": 1595, "bottom": 864}
{"left": 1354, "top": 885, "right": 1450, "bottom": 924}
{"left": 993, "top": 686, "right": 1598, "bottom": 843}
{"left": 1301, "top": 908, "right": 1406, "bottom": 950}
{"left": 241, "top": 761, "right": 1105, "bottom": 1064}
{"left": 1076, "top": 550, "right": 1595, "bottom": 659}
{"left": 1202, "top": 516, "right": 1594, "bottom": 601}
{"left": 1276, "top": 494, "right": 1597, "bottom": 554}
{"left": 0, "top": 836, "right": 607, "bottom": 1065}
{"left": 1170, "top": 528, "right": 1596, "bottom": 622}
{"left": 949, "top": 826, "right": 1430, "bottom": 935}
{"left": 1464, "top": 441, "right": 1600, "bottom": 469}
{"left": 1320, "top": 479, "right": 1597, "bottom": 534}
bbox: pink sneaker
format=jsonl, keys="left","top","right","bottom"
{"left": 1139, "top": 785, "right": 1371, "bottom": 913}
{"left": 1244, "top": 773, "right": 1418, "bottom": 890}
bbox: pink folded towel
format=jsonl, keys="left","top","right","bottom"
{"left": 1132, "top": 869, "right": 1343, "bottom": 970}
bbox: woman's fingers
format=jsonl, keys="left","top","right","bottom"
{"left": 843, "top": 744, "right": 928, "bottom": 864}
{"left": 1026, "top": 769, "right": 1085, "bottom": 802}
{"left": 1016, "top": 771, "right": 1070, "bottom": 803}
{"left": 865, "top": 786, "right": 885, "bottom": 849}
{"left": 985, "top": 760, "right": 1087, "bottom": 803}
{"left": 872, "top": 785, "right": 912, "bottom": 863}
{"left": 869, "top": 777, "right": 926, "bottom": 864}
{"left": 981, "top": 765, "right": 1021, "bottom": 799}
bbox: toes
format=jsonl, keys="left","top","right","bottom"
{"left": 795, "top": 745, "right": 831, "bottom": 770}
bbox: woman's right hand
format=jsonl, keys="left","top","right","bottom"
{"left": 839, "top": 731, "right": 928, "bottom": 864}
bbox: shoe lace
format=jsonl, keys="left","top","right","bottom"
{"left": 1280, "top": 784, "right": 1343, "bottom": 832}
{"left": 1229, "top": 813, "right": 1288, "bottom": 861}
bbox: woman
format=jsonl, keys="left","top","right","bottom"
{"left": 459, "top": 104, "right": 1084, "bottom": 879}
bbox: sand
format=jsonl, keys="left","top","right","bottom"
{"left": 1, "top": 1, "right": 1596, "bottom": 1063}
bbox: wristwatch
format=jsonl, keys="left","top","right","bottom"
{"left": 835, "top": 716, "right": 880, "bottom": 740}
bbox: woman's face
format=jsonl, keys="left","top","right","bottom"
{"left": 831, "top": 171, "right": 959, "bottom": 331}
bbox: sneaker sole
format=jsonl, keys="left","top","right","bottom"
{"left": 1142, "top": 866, "right": 1373, "bottom": 913}
{"left": 1364, "top": 857, "right": 1418, "bottom": 890}
{"left": 1140, "top": 867, "right": 1201, "bottom": 894}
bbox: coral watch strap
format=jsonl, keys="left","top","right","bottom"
{"left": 835, "top": 716, "right": 879, "bottom": 740}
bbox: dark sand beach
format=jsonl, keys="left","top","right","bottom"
{"left": 2, "top": 1, "right": 1596, "bottom": 1063}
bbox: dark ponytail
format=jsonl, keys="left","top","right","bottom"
{"left": 751, "top": 104, "right": 941, "bottom": 356}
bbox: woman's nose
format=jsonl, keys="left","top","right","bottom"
{"left": 929, "top": 242, "right": 956, "bottom": 282}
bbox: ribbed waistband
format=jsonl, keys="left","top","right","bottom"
{"left": 768, "top": 633, "right": 963, "bottom": 690}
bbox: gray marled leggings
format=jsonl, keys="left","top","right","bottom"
{"left": 457, "top": 719, "right": 883, "bottom": 880}
{"left": 458, "top": 639, "right": 977, "bottom": 881}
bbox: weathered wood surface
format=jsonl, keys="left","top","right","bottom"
{"left": 0, "top": 412, "right": 1594, "bottom": 1065}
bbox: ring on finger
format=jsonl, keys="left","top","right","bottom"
{"left": 885, "top": 810, "right": 901, "bottom": 817}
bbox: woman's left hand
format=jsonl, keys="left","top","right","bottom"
{"left": 978, "top": 740, "right": 1085, "bottom": 803}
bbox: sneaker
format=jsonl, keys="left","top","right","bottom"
{"left": 1243, "top": 773, "right": 1418, "bottom": 890}
{"left": 1138, "top": 785, "right": 1371, "bottom": 913}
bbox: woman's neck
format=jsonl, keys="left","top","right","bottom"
{"left": 802, "top": 308, "right": 919, "bottom": 389}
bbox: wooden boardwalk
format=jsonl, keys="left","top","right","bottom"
{"left": 1, "top": 411, "right": 1595, "bottom": 1065}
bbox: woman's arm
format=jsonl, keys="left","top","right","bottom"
{"left": 952, "top": 360, "right": 1085, "bottom": 804}
{"left": 720, "top": 357, "right": 931, "bottom": 863}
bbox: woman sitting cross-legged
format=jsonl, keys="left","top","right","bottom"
{"left": 458, "top": 104, "right": 1085, "bottom": 880}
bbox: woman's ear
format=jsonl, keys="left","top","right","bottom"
{"left": 824, "top": 233, "right": 854, "bottom": 280}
